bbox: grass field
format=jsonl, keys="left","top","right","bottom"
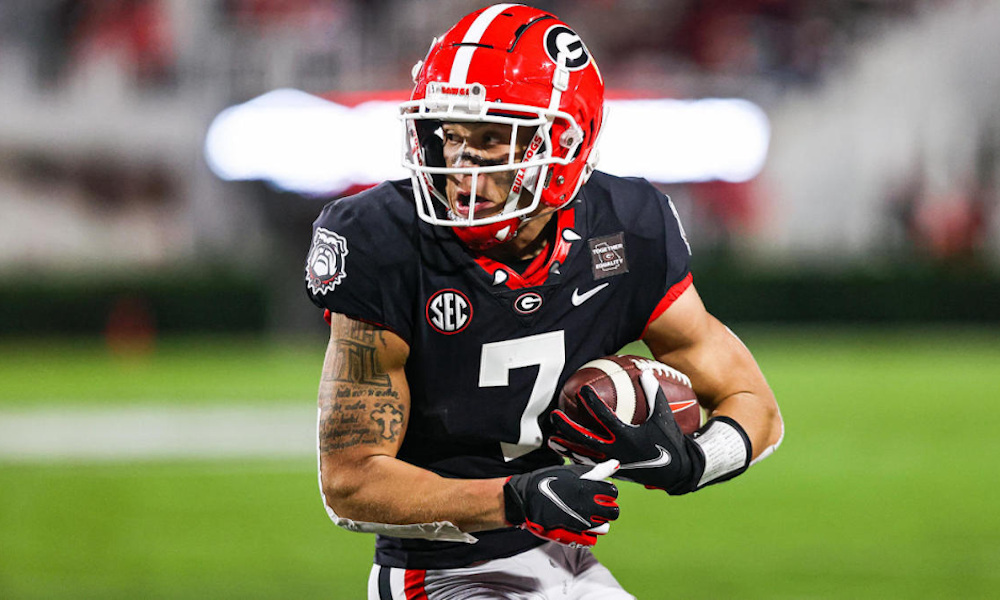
{"left": 2, "top": 327, "right": 1000, "bottom": 599}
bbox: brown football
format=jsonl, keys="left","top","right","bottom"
{"left": 558, "top": 355, "right": 703, "bottom": 435}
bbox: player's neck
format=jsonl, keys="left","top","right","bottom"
{"left": 482, "top": 211, "right": 557, "bottom": 265}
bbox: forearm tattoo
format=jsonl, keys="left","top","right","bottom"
{"left": 318, "top": 318, "right": 406, "bottom": 453}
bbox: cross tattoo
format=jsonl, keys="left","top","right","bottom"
{"left": 370, "top": 403, "right": 404, "bottom": 441}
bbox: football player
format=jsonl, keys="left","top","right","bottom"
{"left": 304, "top": 4, "right": 784, "bottom": 599}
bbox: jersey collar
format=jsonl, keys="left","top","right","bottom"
{"left": 471, "top": 207, "right": 578, "bottom": 290}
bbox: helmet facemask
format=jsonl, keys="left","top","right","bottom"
{"left": 400, "top": 82, "right": 585, "bottom": 237}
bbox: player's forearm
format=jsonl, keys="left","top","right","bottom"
{"left": 661, "top": 347, "right": 782, "bottom": 461}
{"left": 320, "top": 454, "right": 508, "bottom": 532}
{"left": 707, "top": 389, "right": 782, "bottom": 461}
{"left": 646, "top": 307, "right": 782, "bottom": 461}
{"left": 693, "top": 323, "right": 783, "bottom": 460}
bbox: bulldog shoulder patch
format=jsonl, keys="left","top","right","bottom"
{"left": 305, "top": 228, "right": 349, "bottom": 295}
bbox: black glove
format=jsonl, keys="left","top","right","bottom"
{"left": 503, "top": 460, "right": 620, "bottom": 547}
{"left": 550, "top": 371, "right": 752, "bottom": 495}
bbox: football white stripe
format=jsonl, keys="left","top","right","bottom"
{"left": 448, "top": 3, "right": 517, "bottom": 84}
{"left": 610, "top": 370, "right": 636, "bottom": 423}
{"left": 581, "top": 358, "right": 637, "bottom": 424}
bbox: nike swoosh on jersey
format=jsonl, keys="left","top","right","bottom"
{"left": 618, "top": 445, "right": 672, "bottom": 470}
{"left": 538, "top": 477, "right": 590, "bottom": 526}
{"left": 571, "top": 283, "right": 610, "bottom": 306}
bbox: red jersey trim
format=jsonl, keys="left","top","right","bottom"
{"left": 642, "top": 272, "right": 693, "bottom": 337}
{"left": 404, "top": 569, "right": 429, "bottom": 600}
{"left": 472, "top": 207, "right": 576, "bottom": 290}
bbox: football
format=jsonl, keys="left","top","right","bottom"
{"left": 558, "top": 355, "right": 704, "bottom": 435}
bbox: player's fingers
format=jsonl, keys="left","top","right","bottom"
{"left": 586, "top": 523, "right": 611, "bottom": 535}
{"left": 550, "top": 409, "right": 613, "bottom": 444}
{"left": 547, "top": 437, "right": 601, "bottom": 465}
{"left": 591, "top": 494, "right": 620, "bottom": 523}
{"left": 594, "top": 494, "right": 619, "bottom": 508}
{"left": 639, "top": 371, "right": 686, "bottom": 438}
{"left": 577, "top": 386, "right": 623, "bottom": 433}
{"left": 581, "top": 458, "right": 620, "bottom": 481}
{"left": 638, "top": 370, "right": 665, "bottom": 419}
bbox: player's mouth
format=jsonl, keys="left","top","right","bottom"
{"left": 451, "top": 191, "right": 501, "bottom": 220}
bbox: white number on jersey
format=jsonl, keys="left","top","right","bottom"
{"left": 479, "top": 331, "right": 566, "bottom": 461}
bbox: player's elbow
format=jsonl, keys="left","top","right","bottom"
{"left": 751, "top": 395, "right": 784, "bottom": 464}
{"left": 318, "top": 460, "right": 368, "bottom": 520}
{"left": 766, "top": 395, "right": 784, "bottom": 449}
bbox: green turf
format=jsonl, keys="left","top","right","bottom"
{"left": 2, "top": 328, "right": 999, "bottom": 598}
{"left": 0, "top": 459, "right": 368, "bottom": 600}
{"left": 0, "top": 336, "right": 326, "bottom": 406}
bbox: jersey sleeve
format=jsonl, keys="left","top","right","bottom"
{"left": 626, "top": 180, "right": 692, "bottom": 329}
{"left": 651, "top": 192, "right": 693, "bottom": 314}
{"left": 304, "top": 189, "right": 418, "bottom": 343}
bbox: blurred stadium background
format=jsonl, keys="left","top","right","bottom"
{"left": 1, "top": 1, "right": 999, "bottom": 598}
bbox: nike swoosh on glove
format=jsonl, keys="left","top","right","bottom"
{"left": 549, "top": 371, "right": 751, "bottom": 495}
{"left": 503, "top": 460, "right": 620, "bottom": 547}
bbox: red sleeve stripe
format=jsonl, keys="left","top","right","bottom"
{"left": 404, "top": 569, "right": 429, "bottom": 600}
{"left": 642, "top": 272, "right": 693, "bottom": 337}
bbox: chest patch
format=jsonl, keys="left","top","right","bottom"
{"left": 588, "top": 232, "right": 629, "bottom": 280}
{"left": 426, "top": 289, "right": 473, "bottom": 334}
{"left": 513, "top": 292, "right": 543, "bottom": 315}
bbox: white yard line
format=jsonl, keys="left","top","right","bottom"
{"left": 0, "top": 405, "right": 316, "bottom": 462}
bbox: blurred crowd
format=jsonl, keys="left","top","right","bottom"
{"left": 1, "top": 0, "right": 995, "bottom": 282}
{"left": 2, "top": 0, "right": 925, "bottom": 94}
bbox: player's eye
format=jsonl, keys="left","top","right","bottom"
{"left": 482, "top": 131, "right": 508, "bottom": 146}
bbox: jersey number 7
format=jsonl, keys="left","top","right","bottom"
{"left": 479, "top": 331, "right": 566, "bottom": 461}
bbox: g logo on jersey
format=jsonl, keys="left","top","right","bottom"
{"left": 426, "top": 289, "right": 473, "bottom": 334}
{"left": 513, "top": 292, "right": 543, "bottom": 315}
{"left": 544, "top": 25, "right": 590, "bottom": 70}
{"left": 306, "top": 228, "right": 349, "bottom": 295}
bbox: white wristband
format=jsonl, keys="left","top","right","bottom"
{"left": 693, "top": 418, "right": 750, "bottom": 488}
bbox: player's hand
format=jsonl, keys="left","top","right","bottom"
{"left": 550, "top": 371, "right": 751, "bottom": 495}
{"left": 503, "top": 460, "right": 620, "bottom": 547}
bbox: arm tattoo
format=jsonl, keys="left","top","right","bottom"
{"left": 318, "top": 318, "right": 406, "bottom": 453}
{"left": 329, "top": 318, "right": 391, "bottom": 388}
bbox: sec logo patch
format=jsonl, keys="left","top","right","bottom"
{"left": 426, "top": 289, "right": 473, "bottom": 334}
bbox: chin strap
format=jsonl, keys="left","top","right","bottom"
{"left": 451, "top": 216, "right": 520, "bottom": 250}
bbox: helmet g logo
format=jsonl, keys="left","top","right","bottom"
{"left": 544, "top": 25, "right": 589, "bottom": 70}
{"left": 306, "top": 228, "right": 349, "bottom": 295}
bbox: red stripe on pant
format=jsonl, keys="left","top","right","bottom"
{"left": 404, "top": 569, "right": 428, "bottom": 600}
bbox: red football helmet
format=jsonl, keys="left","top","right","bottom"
{"left": 400, "top": 3, "right": 605, "bottom": 250}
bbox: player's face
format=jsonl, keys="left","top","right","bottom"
{"left": 441, "top": 122, "right": 535, "bottom": 220}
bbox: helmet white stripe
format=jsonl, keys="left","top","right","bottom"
{"left": 448, "top": 3, "right": 518, "bottom": 84}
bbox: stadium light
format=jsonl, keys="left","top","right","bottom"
{"left": 204, "top": 88, "right": 770, "bottom": 195}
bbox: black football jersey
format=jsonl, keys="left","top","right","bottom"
{"left": 305, "top": 171, "right": 692, "bottom": 569}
